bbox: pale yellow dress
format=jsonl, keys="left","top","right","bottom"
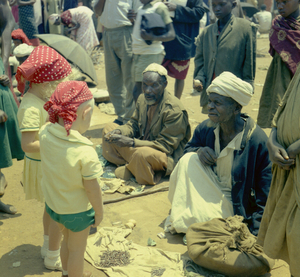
{"left": 17, "top": 93, "right": 48, "bottom": 202}
{"left": 257, "top": 66, "right": 300, "bottom": 276}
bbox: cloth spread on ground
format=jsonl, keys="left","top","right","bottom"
{"left": 187, "top": 215, "right": 275, "bottom": 277}
{"left": 257, "top": 65, "right": 300, "bottom": 276}
{"left": 85, "top": 227, "right": 185, "bottom": 277}
{"left": 269, "top": 15, "right": 300, "bottom": 75}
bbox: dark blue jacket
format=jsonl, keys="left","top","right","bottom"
{"left": 184, "top": 115, "right": 272, "bottom": 236}
{"left": 163, "top": 0, "right": 206, "bottom": 60}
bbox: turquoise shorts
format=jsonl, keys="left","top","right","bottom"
{"left": 45, "top": 203, "right": 95, "bottom": 232}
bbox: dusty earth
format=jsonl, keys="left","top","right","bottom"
{"left": 0, "top": 37, "right": 291, "bottom": 277}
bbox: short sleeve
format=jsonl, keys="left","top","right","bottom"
{"left": 155, "top": 3, "right": 173, "bottom": 25}
{"left": 81, "top": 146, "right": 103, "bottom": 180}
{"left": 18, "top": 106, "right": 41, "bottom": 132}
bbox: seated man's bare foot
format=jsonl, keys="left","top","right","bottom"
{"left": 0, "top": 173, "right": 7, "bottom": 196}
{"left": 0, "top": 200, "right": 17, "bottom": 214}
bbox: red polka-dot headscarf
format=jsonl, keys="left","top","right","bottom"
{"left": 11, "top": 29, "right": 32, "bottom": 45}
{"left": 16, "top": 45, "right": 72, "bottom": 94}
{"left": 44, "top": 81, "right": 93, "bottom": 135}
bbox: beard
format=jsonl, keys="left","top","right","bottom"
{"left": 145, "top": 98, "right": 157, "bottom": 106}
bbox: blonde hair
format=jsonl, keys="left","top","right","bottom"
{"left": 31, "top": 66, "right": 82, "bottom": 99}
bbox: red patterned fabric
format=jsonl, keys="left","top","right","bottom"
{"left": 44, "top": 81, "right": 93, "bottom": 135}
{"left": 15, "top": 45, "right": 72, "bottom": 94}
{"left": 11, "top": 29, "right": 32, "bottom": 45}
{"left": 61, "top": 10, "right": 73, "bottom": 26}
{"left": 269, "top": 16, "right": 300, "bottom": 75}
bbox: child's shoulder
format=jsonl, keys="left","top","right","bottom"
{"left": 19, "top": 93, "right": 44, "bottom": 111}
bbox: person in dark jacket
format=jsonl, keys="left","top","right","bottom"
{"left": 165, "top": 72, "right": 271, "bottom": 236}
{"left": 162, "top": 0, "right": 206, "bottom": 99}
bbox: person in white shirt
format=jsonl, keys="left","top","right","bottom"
{"left": 254, "top": 4, "right": 272, "bottom": 34}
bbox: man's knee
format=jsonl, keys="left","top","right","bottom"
{"left": 102, "top": 122, "right": 119, "bottom": 138}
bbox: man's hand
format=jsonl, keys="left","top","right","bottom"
{"left": 197, "top": 147, "right": 217, "bottom": 166}
{"left": 165, "top": 2, "right": 177, "bottom": 11}
{"left": 141, "top": 29, "right": 155, "bottom": 41}
{"left": 0, "top": 110, "right": 8, "bottom": 123}
{"left": 127, "top": 9, "right": 136, "bottom": 24}
{"left": 0, "top": 75, "right": 10, "bottom": 87}
{"left": 106, "top": 134, "right": 134, "bottom": 148}
{"left": 104, "top": 129, "right": 122, "bottom": 141}
{"left": 267, "top": 139, "right": 294, "bottom": 170}
{"left": 193, "top": 79, "right": 203, "bottom": 92}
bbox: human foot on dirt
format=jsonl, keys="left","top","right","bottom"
{"left": 0, "top": 200, "right": 17, "bottom": 214}
{"left": 0, "top": 172, "right": 8, "bottom": 196}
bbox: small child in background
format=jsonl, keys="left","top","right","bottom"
{"left": 41, "top": 81, "right": 103, "bottom": 277}
{"left": 16, "top": 45, "right": 80, "bottom": 271}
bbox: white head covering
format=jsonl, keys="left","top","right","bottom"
{"left": 13, "top": 43, "right": 35, "bottom": 57}
{"left": 143, "top": 63, "right": 168, "bottom": 78}
{"left": 207, "top": 72, "right": 253, "bottom": 106}
{"left": 48, "top": 14, "right": 60, "bottom": 25}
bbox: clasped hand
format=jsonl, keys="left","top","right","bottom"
{"left": 104, "top": 130, "right": 134, "bottom": 148}
{"left": 0, "top": 75, "right": 10, "bottom": 87}
{"left": 141, "top": 29, "right": 154, "bottom": 41}
{"left": 268, "top": 140, "right": 295, "bottom": 170}
{"left": 197, "top": 147, "right": 217, "bottom": 166}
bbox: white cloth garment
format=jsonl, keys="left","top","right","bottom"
{"left": 254, "top": 11, "right": 272, "bottom": 34}
{"left": 165, "top": 125, "right": 244, "bottom": 234}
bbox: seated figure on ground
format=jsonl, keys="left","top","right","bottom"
{"left": 102, "top": 63, "right": 191, "bottom": 185}
{"left": 165, "top": 72, "right": 271, "bottom": 236}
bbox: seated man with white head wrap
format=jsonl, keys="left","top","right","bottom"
{"left": 165, "top": 72, "right": 271, "bottom": 236}
{"left": 102, "top": 63, "right": 191, "bottom": 185}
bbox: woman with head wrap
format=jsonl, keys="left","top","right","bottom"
{"left": 49, "top": 6, "right": 99, "bottom": 53}
{"left": 16, "top": 45, "right": 80, "bottom": 272}
{"left": 11, "top": 29, "right": 33, "bottom": 47}
{"left": 165, "top": 72, "right": 272, "bottom": 238}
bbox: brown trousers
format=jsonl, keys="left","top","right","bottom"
{"left": 102, "top": 123, "right": 168, "bottom": 185}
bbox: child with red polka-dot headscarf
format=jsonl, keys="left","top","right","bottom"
{"left": 40, "top": 81, "right": 103, "bottom": 277}
{"left": 16, "top": 46, "right": 81, "bottom": 272}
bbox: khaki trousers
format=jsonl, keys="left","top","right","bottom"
{"left": 102, "top": 123, "right": 168, "bottom": 185}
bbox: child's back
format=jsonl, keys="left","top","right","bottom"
{"left": 40, "top": 122, "right": 103, "bottom": 214}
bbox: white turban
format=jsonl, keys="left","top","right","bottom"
{"left": 143, "top": 63, "right": 168, "bottom": 78}
{"left": 13, "top": 43, "right": 34, "bottom": 57}
{"left": 207, "top": 72, "right": 253, "bottom": 106}
{"left": 49, "top": 14, "right": 60, "bottom": 25}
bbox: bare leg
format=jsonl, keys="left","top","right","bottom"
{"left": 43, "top": 207, "right": 51, "bottom": 236}
{"left": 58, "top": 223, "right": 69, "bottom": 273}
{"left": 0, "top": 169, "right": 8, "bottom": 196}
{"left": 133, "top": 82, "right": 143, "bottom": 102}
{"left": 65, "top": 225, "right": 90, "bottom": 277}
{"left": 49, "top": 218, "right": 62, "bottom": 251}
{"left": 174, "top": 79, "right": 185, "bottom": 99}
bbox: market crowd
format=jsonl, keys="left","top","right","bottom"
{"left": 1, "top": 0, "right": 300, "bottom": 276}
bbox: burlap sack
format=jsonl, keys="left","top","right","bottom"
{"left": 186, "top": 215, "right": 275, "bottom": 277}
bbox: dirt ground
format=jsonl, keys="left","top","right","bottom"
{"left": 0, "top": 37, "right": 291, "bottom": 277}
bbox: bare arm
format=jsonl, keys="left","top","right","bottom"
{"left": 0, "top": 0, "right": 15, "bottom": 73}
{"left": 141, "top": 22, "right": 175, "bottom": 42}
{"left": 21, "top": 131, "right": 40, "bottom": 153}
{"left": 83, "top": 178, "right": 103, "bottom": 227}
{"left": 93, "top": 0, "right": 106, "bottom": 16}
